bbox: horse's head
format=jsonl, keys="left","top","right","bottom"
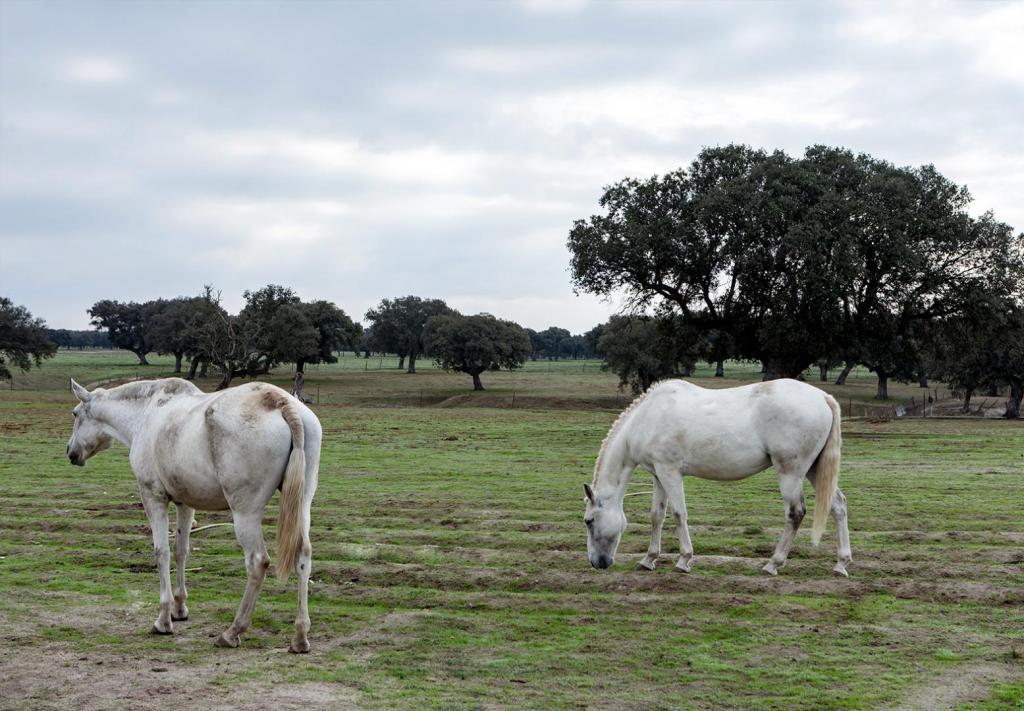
{"left": 67, "top": 379, "right": 112, "bottom": 466}
{"left": 583, "top": 483, "right": 626, "bottom": 569}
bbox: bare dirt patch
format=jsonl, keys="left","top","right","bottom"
{"left": 0, "top": 645, "right": 363, "bottom": 710}
{"left": 893, "top": 661, "right": 1022, "bottom": 711}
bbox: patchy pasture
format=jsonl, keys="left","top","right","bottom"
{"left": 1, "top": 352, "right": 1022, "bottom": 709}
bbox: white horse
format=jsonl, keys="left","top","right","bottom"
{"left": 66, "top": 377, "right": 321, "bottom": 652}
{"left": 583, "top": 378, "right": 851, "bottom": 576}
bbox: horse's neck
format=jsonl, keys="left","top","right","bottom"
{"left": 94, "top": 396, "right": 148, "bottom": 446}
{"left": 593, "top": 426, "right": 635, "bottom": 501}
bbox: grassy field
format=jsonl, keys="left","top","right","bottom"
{"left": 1, "top": 351, "right": 1022, "bottom": 709}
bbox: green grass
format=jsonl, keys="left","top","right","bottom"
{"left": 0, "top": 351, "right": 1021, "bottom": 709}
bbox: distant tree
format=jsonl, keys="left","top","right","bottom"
{"left": 48, "top": 329, "right": 73, "bottom": 350}
{"left": 238, "top": 285, "right": 304, "bottom": 374}
{"left": 534, "top": 327, "right": 572, "bottom": 360}
{"left": 88, "top": 299, "right": 165, "bottom": 365}
{"left": 294, "top": 300, "right": 362, "bottom": 373}
{"left": 423, "top": 313, "right": 531, "bottom": 390}
{"left": 583, "top": 323, "right": 606, "bottom": 359}
{"left": 150, "top": 297, "right": 201, "bottom": 373}
{"left": 188, "top": 290, "right": 263, "bottom": 390}
{"left": 565, "top": 334, "right": 588, "bottom": 360}
{"left": 928, "top": 291, "right": 1024, "bottom": 417}
{"left": 598, "top": 314, "right": 705, "bottom": 394}
{"left": 0, "top": 297, "right": 57, "bottom": 379}
{"left": 365, "top": 296, "right": 454, "bottom": 373}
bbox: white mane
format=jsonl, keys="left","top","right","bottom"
{"left": 592, "top": 380, "right": 675, "bottom": 485}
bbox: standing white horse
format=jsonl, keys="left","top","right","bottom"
{"left": 583, "top": 378, "right": 851, "bottom": 576}
{"left": 66, "top": 377, "right": 321, "bottom": 652}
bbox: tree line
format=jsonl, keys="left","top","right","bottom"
{"left": 568, "top": 144, "right": 1024, "bottom": 417}
{"left": 0, "top": 289, "right": 546, "bottom": 392}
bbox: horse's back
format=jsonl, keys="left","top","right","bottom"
{"left": 632, "top": 379, "right": 832, "bottom": 479}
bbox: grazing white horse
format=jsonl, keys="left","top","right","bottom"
{"left": 583, "top": 378, "right": 851, "bottom": 576}
{"left": 66, "top": 377, "right": 321, "bottom": 652}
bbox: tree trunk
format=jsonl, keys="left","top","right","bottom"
{"left": 471, "top": 372, "right": 484, "bottom": 391}
{"left": 962, "top": 387, "right": 974, "bottom": 414}
{"left": 216, "top": 367, "right": 233, "bottom": 391}
{"left": 835, "top": 362, "right": 854, "bottom": 386}
{"left": 292, "top": 371, "right": 304, "bottom": 399}
{"left": 407, "top": 352, "right": 416, "bottom": 374}
{"left": 715, "top": 359, "right": 725, "bottom": 377}
{"left": 918, "top": 375, "right": 929, "bottom": 388}
{"left": 987, "top": 383, "right": 999, "bottom": 397}
{"left": 1006, "top": 380, "right": 1022, "bottom": 419}
{"left": 174, "top": 352, "right": 183, "bottom": 373}
{"left": 134, "top": 350, "right": 149, "bottom": 365}
{"left": 875, "top": 370, "right": 889, "bottom": 400}
{"left": 187, "top": 357, "right": 200, "bottom": 380}
{"left": 398, "top": 354, "right": 405, "bottom": 370}
{"left": 199, "top": 361, "right": 209, "bottom": 378}
{"left": 296, "top": 359, "right": 306, "bottom": 374}
{"left": 819, "top": 365, "right": 829, "bottom": 382}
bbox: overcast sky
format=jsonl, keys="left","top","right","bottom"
{"left": 1, "top": 0, "right": 1021, "bottom": 332}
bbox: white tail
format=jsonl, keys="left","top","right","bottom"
{"left": 276, "top": 401, "right": 307, "bottom": 581}
{"left": 811, "top": 394, "right": 842, "bottom": 545}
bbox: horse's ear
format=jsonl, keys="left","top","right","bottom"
{"left": 583, "top": 483, "right": 595, "bottom": 504}
{"left": 70, "top": 378, "right": 91, "bottom": 402}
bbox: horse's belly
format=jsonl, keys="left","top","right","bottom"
{"left": 679, "top": 435, "right": 771, "bottom": 481}
{"left": 161, "top": 467, "right": 230, "bottom": 510}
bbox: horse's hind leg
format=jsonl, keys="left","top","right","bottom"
{"left": 172, "top": 504, "right": 194, "bottom": 621}
{"left": 806, "top": 470, "right": 853, "bottom": 576}
{"left": 762, "top": 472, "right": 805, "bottom": 576}
{"left": 830, "top": 487, "right": 853, "bottom": 577}
{"left": 141, "top": 495, "right": 174, "bottom": 634}
{"left": 290, "top": 539, "right": 312, "bottom": 653}
{"left": 215, "top": 511, "right": 269, "bottom": 649}
{"left": 638, "top": 478, "right": 667, "bottom": 571}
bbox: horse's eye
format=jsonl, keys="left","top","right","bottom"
{"left": 584, "top": 518, "right": 594, "bottom": 526}
{"left": 72, "top": 411, "right": 77, "bottom": 418}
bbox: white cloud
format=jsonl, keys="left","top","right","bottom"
{"left": 444, "top": 46, "right": 611, "bottom": 75}
{"left": 497, "top": 77, "right": 869, "bottom": 140}
{"left": 61, "top": 55, "right": 132, "bottom": 84}
{"left": 209, "top": 130, "right": 485, "bottom": 186}
{"left": 518, "top": 0, "right": 590, "bottom": 15}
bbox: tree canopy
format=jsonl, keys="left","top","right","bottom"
{"left": 0, "top": 297, "right": 57, "bottom": 379}
{"left": 423, "top": 313, "right": 531, "bottom": 390}
{"left": 568, "top": 144, "right": 1024, "bottom": 397}
{"left": 365, "top": 296, "right": 453, "bottom": 373}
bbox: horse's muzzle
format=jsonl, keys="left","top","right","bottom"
{"left": 590, "top": 554, "right": 613, "bottom": 570}
{"left": 67, "top": 449, "right": 84, "bottom": 466}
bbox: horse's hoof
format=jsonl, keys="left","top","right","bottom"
{"left": 832, "top": 564, "right": 849, "bottom": 578}
{"left": 171, "top": 611, "right": 189, "bottom": 622}
{"left": 214, "top": 633, "right": 239, "bottom": 648}
{"left": 289, "top": 639, "right": 311, "bottom": 654}
{"left": 674, "top": 559, "right": 692, "bottom": 573}
{"left": 150, "top": 624, "right": 173, "bottom": 636}
{"left": 637, "top": 557, "right": 657, "bottom": 571}
{"left": 761, "top": 563, "right": 778, "bottom": 577}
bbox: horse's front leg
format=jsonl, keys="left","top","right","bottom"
{"left": 215, "top": 511, "right": 269, "bottom": 649}
{"left": 762, "top": 472, "right": 805, "bottom": 576}
{"left": 172, "top": 504, "right": 195, "bottom": 621}
{"left": 655, "top": 466, "right": 694, "bottom": 572}
{"left": 140, "top": 494, "right": 174, "bottom": 634}
{"left": 638, "top": 478, "right": 668, "bottom": 571}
